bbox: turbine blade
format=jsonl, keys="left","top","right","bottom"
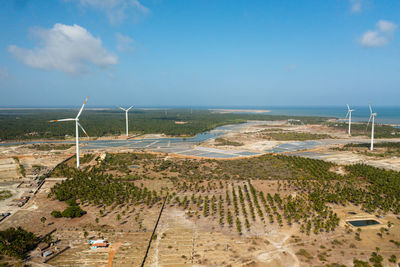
{"left": 127, "top": 105, "right": 134, "bottom": 111}
{"left": 77, "top": 122, "right": 89, "bottom": 137}
{"left": 369, "top": 103, "right": 372, "bottom": 114}
{"left": 345, "top": 111, "right": 349, "bottom": 119}
{"left": 346, "top": 104, "right": 350, "bottom": 111}
{"left": 118, "top": 106, "right": 126, "bottom": 111}
{"left": 76, "top": 96, "right": 89, "bottom": 119}
{"left": 48, "top": 118, "right": 75, "bottom": 122}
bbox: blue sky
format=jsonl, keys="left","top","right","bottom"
{"left": 0, "top": 0, "right": 399, "bottom": 107}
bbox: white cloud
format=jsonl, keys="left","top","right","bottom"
{"left": 8, "top": 23, "right": 118, "bottom": 74}
{"left": 75, "top": 0, "right": 149, "bottom": 24}
{"left": 350, "top": 0, "right": 362, "bottom": 13}
{"left": 359, "top": 20, "right": 397, "bottom": 48}
{"left": 377, "top": 20, "right": 397, "bottom": 34}
{"left": 116, "top": 32, "right": 135, "bottom": 52}
{"left": 360, "top": 31, "right": 388, "bottom": 47}
{"left": 0, "top": 67, "right": 9, "bottom": 80}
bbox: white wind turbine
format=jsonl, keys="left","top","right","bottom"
{"left": 48, "top": 97, "right": 89, "bottom": 168}
{"left": 345, "top": 104, "right": 355, "bottom": 136}
{"left": 367, "top": 103, "right": 377, "bottom": 151}
{"left": 118, "top": 105, "right": 134, "bottom": 137}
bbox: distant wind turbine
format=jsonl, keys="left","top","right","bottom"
{"left": 367, "top": 103, "right": 377, "bottom": 151}
{"left": 345, "top": 104, "right": 355, "bottom": 136}
{"left": 48, "top": 97, "right": 89, "bottom": 168}
{"left": 118, "top": 105, "right": 134, "bottom": 136}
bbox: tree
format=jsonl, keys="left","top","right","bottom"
{"left": 61, "top": 206, "right": 85, "bottom": 218}
{"left": 353, "top": 259, "right": 372, "bottom": 267}
{"left": 388, "top": 254, "right": 397, "bottom": 263}
{"left": 51, "top": 210, "right": 62, "bottom": 218}
{"left": 0, "top": 227, "right": 39, "bottom": 259}
{"left": 40, "top": 216, "right": 46, "bottom": 225}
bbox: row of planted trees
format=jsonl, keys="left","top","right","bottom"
{"left": 49, "top": 153, "right": 398, "bottom": 236}
{"left": 167, "top": 180, "right": 340, "bottom": 235}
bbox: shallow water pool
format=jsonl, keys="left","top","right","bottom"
{"left": 347, "top": 219, "right": 380, "bottom": 227}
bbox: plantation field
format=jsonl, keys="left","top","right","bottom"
{"left": 1, "top": 149, "right": 400, "bottom": 266}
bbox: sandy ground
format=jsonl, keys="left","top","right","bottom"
{"left": 1, "top": 178, "right": 398, "bottom": 267}
{"left": 1, "top": 121, "right": 400, "bottom": 266}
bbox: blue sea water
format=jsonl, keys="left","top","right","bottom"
{"left": 267, "top": 106, "right": 400, "bottom": 125}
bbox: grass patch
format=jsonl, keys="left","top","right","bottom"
{"left": 260, "top": 132, "right": 331, "bottom": 141}
{"left": 334, "top": 142, "right": 400, "bottom": 157}
{"left": 215, "top": 138, "right": 243, "bottom": 146}
{"left": 0, "top": 190, "right": 12, "bottom": 201}
{"left": 29, "top": 144, "right": 74, "bottom": 151}
{"left": 296, "top": 249, "right": 313, "bottom": 260}
{"left": 326, "top": 122, "right": 400, "bottom": 138}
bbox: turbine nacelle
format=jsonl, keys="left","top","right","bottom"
{"left": 48, "top": 97, "right": 89, "bottom": 168}
{"left": 118, "top": 105, "right": 134, "bottom": 137}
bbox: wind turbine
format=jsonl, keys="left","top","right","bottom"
{"left": 367, "top": 103, "right": 377, "bottom": 151}
{"left": 345, "top": 104, "right": 355, "bottom": 136}
{"left": 48, "top": 97, "right": 89, "bottom": 168}
{"left": 118, "top": 105, "right": 134, "bottom": 137}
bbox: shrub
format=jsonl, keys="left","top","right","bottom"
{"left": 51, "top": 210, "right": 62, "bottom": 218}
{"left": 61, "top": 206, "right": 86, "bottom": 218}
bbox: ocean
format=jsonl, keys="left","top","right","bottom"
{"left": 267, "top": 106, "right": 400, "bottom": 125}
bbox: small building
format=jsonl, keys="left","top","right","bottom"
{"left": 89, "top": 239, "right": 105, "bottom": 245}
{"left": 91, "top": 243, "right": 108, "bottom": 249}
{"left": 42, "top": 250, "right": 53, "bottom": 257}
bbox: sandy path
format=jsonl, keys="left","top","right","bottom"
{"left": 106, "top": 242, "right": 121, "bottom": 267}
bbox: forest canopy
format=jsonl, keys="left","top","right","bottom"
{"left": 0, "top": 109, "right": 328, "bottom": 141}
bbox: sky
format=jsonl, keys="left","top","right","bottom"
{"left": 0, "top": 0, "right": 399, "bottom": 107}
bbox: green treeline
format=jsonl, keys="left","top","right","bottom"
{"left": 344, "top": 142, "right": 400, "bottom": 149}
{"left": 49, "top": 152, "right": 400, "bottom": 220}
{"left": 0, "top": 109, "right": 327, "bottom": 141}
{"left": 326, "top": 122, "right": 400, "bottom": 138}
{"left": 0, "top": 227, "right": 39, "bottom": 259}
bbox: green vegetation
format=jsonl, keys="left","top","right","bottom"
{"left": 51, "top": 210, "right": 62, "bottom": 218}
{"left": 29, "top": 143, "right": 74, "bottom": 151}
{"left": 353, "top": 259, "right": 371, "bottom": 267}
{"left": 49, "top": 167, "right": 161, "bottom": 208}
{"left": 343, "top": 142, "right": 400, "bottom": 149}
{"left": 0, "top": 227, "right": 39, "bottom": 259}
{"left": 296, "top": 249, "right": 313, "bottom": 260}
{"left": 214, "top": 138, "right": 243, "bottom": 146}
{"left": 80, "top": 154, "right": 95, "bottom": 164}
{"left": 51, "top": 198, "right": 86, "bottom": 218}
{"left": 13, "top": 157, "right": 25, "bottom": 177}
{"left": 0, "top": 190, "right": 12, "bottom": 201}
{"left": 48, "top": 151, "right": 400, "bottom": 237}
{"left": 335, "top": 142, "right": 400, "bottom": 157}
{"left": 326, "top": 122, "right": 400, "bottom": 138}
{"left": 61, "top": 206, "right": 86, "bottom": 218}
{"left": 0, "top": 109, "right": 329, "bottom": 141}
{"left": 369, "top": 251, "right": 383, "bottom": 267}
{"left": 260, "top": 131, "right": 331, "bottom": 141}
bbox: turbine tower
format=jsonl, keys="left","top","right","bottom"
{"left": 48, "top": 97, "right": 89, "bottom": 168}
{"left": 118, "top": 105, "right": 134, "bottom": 136}
{"left": 345, "top": 104, "right": 355, "bottom": 136}
{"left": 367, "top": 103, "right": 377, "bottom": 151}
